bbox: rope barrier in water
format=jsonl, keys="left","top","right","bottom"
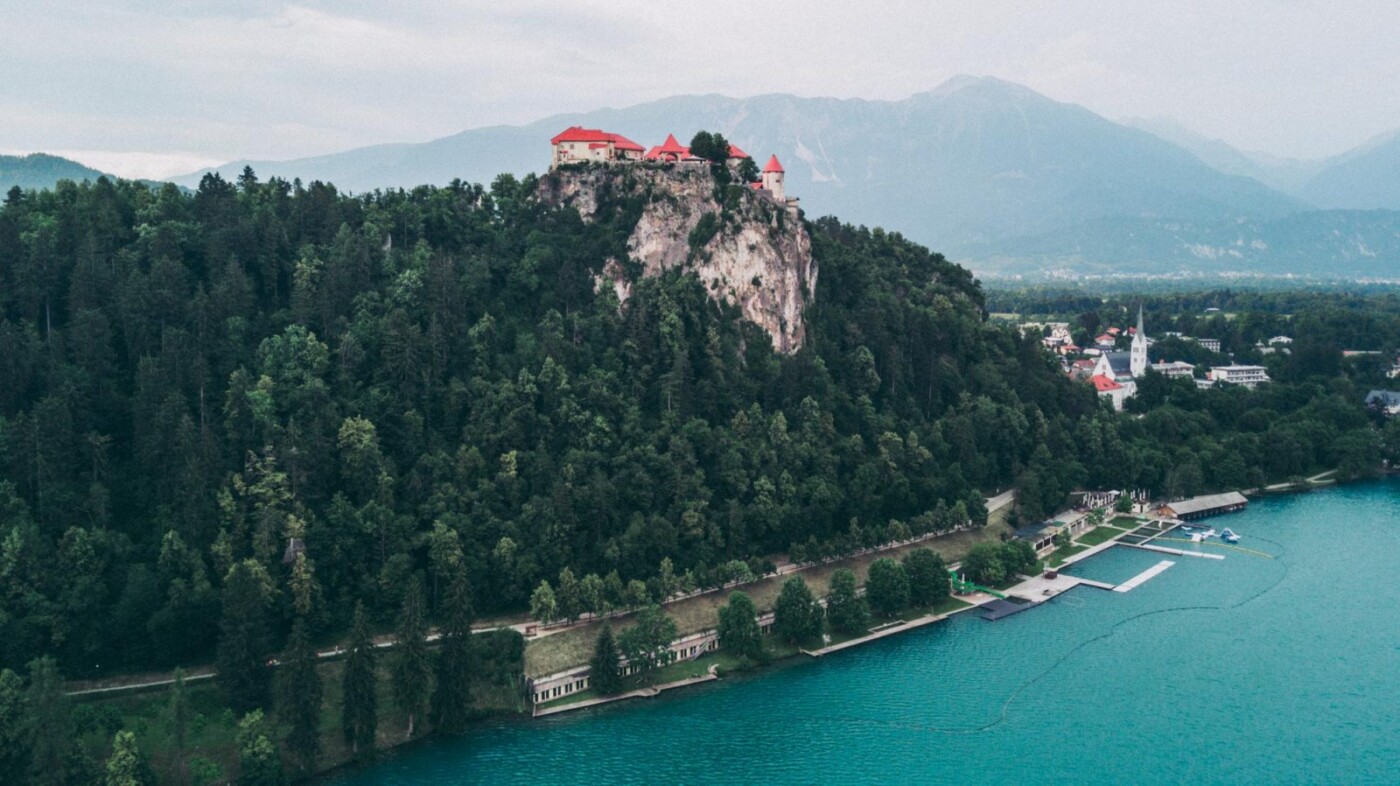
{"left": 1151, "top": 537, "right": 1277, "bottom": 559}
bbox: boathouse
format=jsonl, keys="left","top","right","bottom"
{"left": 1157, "top": 491, "right": 1248, "bottom": 521}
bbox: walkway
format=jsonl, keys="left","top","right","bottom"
{"left": 1125, "top": 542, "right": 1226, "bottom": 560}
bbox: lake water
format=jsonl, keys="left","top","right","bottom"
{"left": 328, "top": 480, "right": 1400, "bottom": 785}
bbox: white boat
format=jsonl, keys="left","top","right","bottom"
{"left": 1219, "top": 528, "right": 1241, "bottom": 543}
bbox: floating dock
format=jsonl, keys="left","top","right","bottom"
{"left": 1125, "top": 542, "right": 1225, "bottom": 560}
{"left": 1114, "top": 560, "right": 1174, "bottom": 592}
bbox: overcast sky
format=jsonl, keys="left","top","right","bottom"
{"left": 3, "top": 0, "right": 1397, "bottom": 178}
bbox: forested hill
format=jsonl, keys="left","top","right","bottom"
{"left": 0, "top": 170, "right": 1095, "bottom": 675}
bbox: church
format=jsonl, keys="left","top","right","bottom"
{"left": 1090, "top": 306, "right": 1149, "bottom": 409}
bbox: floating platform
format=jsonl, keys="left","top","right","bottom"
{"left": 981, "top": 598, "right": 1034, "bottom": 620}
{"left": 1114, "top": 560, "right": 1175, "bottom": 592}
{"left": 1126, "top": 543, "right": 1226, "bottom": 560}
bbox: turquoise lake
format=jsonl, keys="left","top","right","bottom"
{"left": 328, "top": 479, "right": 1400, "bottom": 785}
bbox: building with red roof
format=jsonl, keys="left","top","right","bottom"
{"left": 761, "top": 155, "right": 786, "bottom": 200}
{"left": 551, "top": 126, "right": 646, "bottom": 166}
{"left": 1089, "top": 374, "right": 1130, "bottom": 410}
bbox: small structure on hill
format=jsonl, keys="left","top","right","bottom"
{"left": 550, "top": 126, "right": 646, "bottom": 166}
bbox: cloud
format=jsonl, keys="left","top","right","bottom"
{"left": 0, "top": 0, "right": 1397, "bottom": 164}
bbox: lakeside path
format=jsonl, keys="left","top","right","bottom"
{"left": 66, "top": 491, "right": 1017, "bottom": 697}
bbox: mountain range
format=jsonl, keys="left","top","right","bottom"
{"left": 1, "top": 153, "right": 109, "bottom": 192}
{"left": 11, "top": 77, "right": 1400, "bottom": 280}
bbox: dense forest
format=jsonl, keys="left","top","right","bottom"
{"left": 0, "top": 170, "right": 1085, "bottom": 680}
{"left": 0, "top": 170, "right": 1390, "bottom": 690}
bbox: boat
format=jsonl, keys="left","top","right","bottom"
{"left": 1219, "top": 528, "right": 1241, "bottom": 543}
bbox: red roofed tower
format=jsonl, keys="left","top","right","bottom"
{"left": 761, "top": 155, "right": 785, "bottom": 200}
{"left": 645, "top": 133, "right": 691, "bottom": 162}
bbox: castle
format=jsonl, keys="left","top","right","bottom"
{"left": 549, "top": 126, "right": 796, "bottom": 206}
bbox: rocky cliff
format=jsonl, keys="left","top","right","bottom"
{"left": 537, "top": 164, "right": 816, "bottom": 353}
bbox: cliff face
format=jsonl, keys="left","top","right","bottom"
{"left": 537, "top": 165, "right": 816, "bottom": 353}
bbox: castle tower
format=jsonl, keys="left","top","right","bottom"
{"left": 1130, "top": 304, "right": 1148, "bottom": 378}
{"left": 761, "top": 155, "right": 785, "bottom": 201}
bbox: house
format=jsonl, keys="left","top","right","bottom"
{"left": 1149, "top": 360, "right": 1195, "bottom": 379}
{"left": 550, "top": 126, "right": 646, "bottom": 166}
{"left": 1094, "top": 333, "right": 1117, "bottom": 350}
{"left": 1208, "top": 365, "right": 1270, "bottom": 388}
{"left": 1091, "top": 374, "right": 1130, "bottom": 410}
{"left": 1159, "top": 492, "right": 1248, "bottom": 521}
{"left": 1015, "top": 513, "right": 1092, "bottom": 555}
{"left": 1068, "top": 358, "right": 1097, "bottom": 380}
{"left": 1194, "top": 337, "right": 1222, "bottom": 353}
{"left": 1267, "top": 335, "right": 1293, "bottom": 346}
{"left": 1366, "top": 390, "right": 1400, "bottom": 416}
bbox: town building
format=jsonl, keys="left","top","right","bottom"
{"left": 1149, "top": 360, "right": 1196, "bottom": 379}
{"left": 1014, "top": 513, "right": 1092, "bottom": 555}
{"left": 1091, "top": 374, "right": 1131, "bottom": 410}
{"left": 550, "top": 126, "right": 646, "bottom": 166}
{"left": 1158, "top": 491, "right": 1249, "bottom": 521}
{"left": 1366, "top": 390, "right": 1400, "bottom": 416}
{"left": 1194, "top": 337, "right": 1223, "bottom": 353}
{"left": 1208, "top": 365, "right": 1271, "bottom": 388}
{"left": 527, "top": 611, "right": 776, "bottom": 706}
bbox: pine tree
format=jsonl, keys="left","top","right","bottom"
{"left": 391, "top": 577, "right": 433, "bottom": 738}
{"left": 216, "top": 560, "right": 274, "bottom": 713}
{"left": 167, "top": 668, "right": 191, "bottom": 785}
{"left": 589, "top": 626, "right": 623, "bottom": 696}
{"left": 0, "top": 669, "right": 31, "bottom": 783}
{"left": 277, "top": 617, "right": 322, "bottom": 772}
{"left": 431, "top": 568, "right": 474, "bottom": 734}
{"left": 341, "top": 602, "right": 377, "bottom": 757}
{"left": 24, "top": 657, "right": 73, "bottom": 786}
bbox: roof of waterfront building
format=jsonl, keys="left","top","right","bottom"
{"left": 1162, "top": 491, "right": 1248, "bottom": 517}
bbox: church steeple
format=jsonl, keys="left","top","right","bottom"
{"left": 1130, "top": 303, "right": 1148, "bottom": 378}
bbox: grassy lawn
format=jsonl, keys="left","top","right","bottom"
{"left": 1046, "top": 543, "right": 1090, "bottom": 567}
{"left": 1110, "top": 515, "right": 1143, "bottom": 528}
{"left": 524, "top": 521, "right": 1012, "bottom": 677}
{"left": 1076, "top": 526, "right": 1127, "bottom": 548}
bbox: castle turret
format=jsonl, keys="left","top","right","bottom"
{"left": 1130, "top": 304, "right": 1148, "bottom": 378}
{"left": 761, "top": 154, "right": 785, "bottom": 201}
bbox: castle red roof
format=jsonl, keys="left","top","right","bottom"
{"left": 1090, "top": 374, "right": 1123, "bottom": 392}
{"left": 763, "top": 154, "right": 785, "bottom": 173}
{"left": 727, "top": 144, "right": 750, "bottom": 159}
{"left": 550, "top": 126, "right": 643, "bottom": 152}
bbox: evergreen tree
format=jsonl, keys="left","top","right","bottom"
{"left": 391, "top": 577, "right": 433, "bottom": 738}
{"left": 277, "top": 617, "right": 322, "bottom": 772}
{"left": 825, "top": 569, "right": 869, "bottom": 636}
{"left": 0, "top": 668, "right": 30, "bottom": 783}
{"left": 216, "top": 560, "right": 275, "bottom": 713}
{"left": 961, "top": 542, "right": 1007, "bottom": 586}
{"left": 589, "top": 625, "right": 623, "bottom": 695}
{"left": 24, "top": 657, "right": 73, "bottom": 786}
{"left": 341, "top": 602, "right": 378, "bottom": 757}
{"left": 772, "top": 577, "right": 823, "bottom": 644}
{"left": 167, "top": 668, "right": 191, "bottom": 786}
{"left": 903, "top": 548, "right": 950, "bottom": 607}
{"left": 865, "top": 557, "right": 910, "bottom": 618}
{"left": 431, "top": 568, "right": 474, "bottom": 734}
{"left": 235, "top": 710, "right": 285, "bottom": 786}
{"left": 717, "top": 591, "right": 762, "bottom": 659}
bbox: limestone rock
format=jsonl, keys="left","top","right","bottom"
{"left": 538, "top": 165, "right": 816, "bottom": 353}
